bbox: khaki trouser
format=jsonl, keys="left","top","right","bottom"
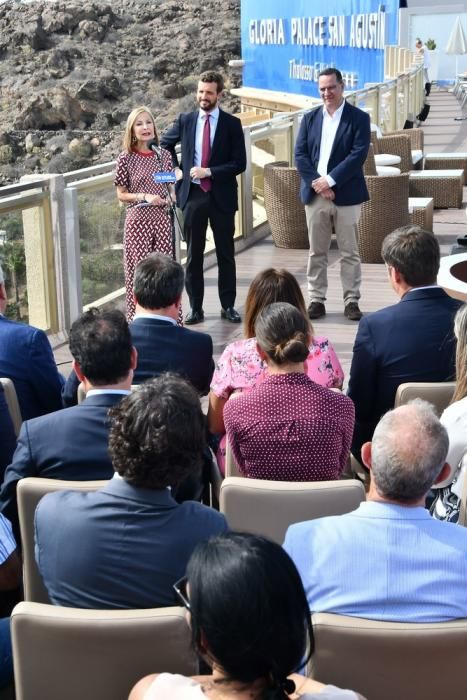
{"left": 305, "top": 196, "right": 362, "bottom": 303}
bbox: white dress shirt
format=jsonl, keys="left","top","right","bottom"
{"left": 317, "top": 100, "right": 345, "bottom": 188}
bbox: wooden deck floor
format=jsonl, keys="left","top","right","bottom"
{"left": 54, "top": 87, "right": 467, "bottom": 387}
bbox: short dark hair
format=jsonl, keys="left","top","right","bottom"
{"left": 69, "top": 308, "right": 132, "bottom": 385}
{"left": 318, "top": 67, "right": 343, "bottom": 83}
{"left": 199, "top": 70, "right": 224, "bottom": 93}
{"left": 187, "top": 533, "right": 314, "bottom": 695}
{"left": 381, "top": 225, "right": 440, "bottom": 286}
{"left": 108, "top": 374, "right": 205, "bottom": 489}
{"left": 255, "top": 302, "right": 309, "bottom": 366}
{"left": 133, "top": 253, "right": 184, "bottom": 309}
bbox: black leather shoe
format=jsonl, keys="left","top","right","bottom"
{"left": 185, "top": 309, "right": 204, "bottom": 325}
{"left": 307, "top": 301, "right": 326, "bottom": 320}
{"left": 221, "top": 307, "right": 241, "bottom": 323}
{"left": 344, "top": 302, "right": 363, "bottom": 321}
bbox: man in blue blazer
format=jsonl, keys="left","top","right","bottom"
{"left": 0, "top": 264, "right": 63, "bottom": 420}
{"left": 161, "top": 71, "right": 246, "bottom": 325}
{"left": 348, "top": 225, "right": 461, "bottom": 459}
{"left": 61, "top": 253, "right": 214, "bottom": 406}
{"left": 0, "top": 308, "right": 136, "bottom": 540}
{"left": 35, "top": 375, "right": 228, "bottom": 609}
{"left": 295, "top": 68, "right": 370, "bottom": 321}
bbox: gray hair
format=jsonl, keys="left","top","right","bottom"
{"left": 371, "top": 399, "right": 448, "bottom": 502}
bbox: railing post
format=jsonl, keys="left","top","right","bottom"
{"left": 64, "top": 187, "right": 83, "bottom": 325}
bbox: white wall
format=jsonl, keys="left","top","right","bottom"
{"left": 409, "top": 12, "right": 467, "bottom": 80}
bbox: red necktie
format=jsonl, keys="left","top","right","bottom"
{"left": 200, "top": 114, "right": 212, "bottom": 192}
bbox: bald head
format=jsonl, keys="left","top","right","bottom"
{"left": 369, "top": 400, "right": 448, "bottom": 503}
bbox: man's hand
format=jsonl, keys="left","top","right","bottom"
{"left": 312, "top": 176, "right": 331, "bottom": 194}
{"left": 320, "top": 188, "right": 335, "bottom": 200}
{"left": 190, "top": 166, "right": 210, "bottom": 180}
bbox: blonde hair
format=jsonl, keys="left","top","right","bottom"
{"left": 452, "top": 304, "right": 467, "bottom": 403}
{"left": 122, "top": 106, "right": 158, "bottom": 153}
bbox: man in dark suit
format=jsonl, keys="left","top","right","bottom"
{"left": 160, "top": 70, "right": 247, "bottom": 325}
{"left": 35, "top": 375, "right": 228, "bottom": 609}
{"left": 295, "top": 67, "right": 370, "bottom": 322}
{"left": 61, "top": 252, "right": 214, "bottom": 406}
{"left": 0, "top": 308, "right": 136, "bottom": 540}
{"left": 0, "top": 263, "right": 63, "bottom": 420}
{"left": 348, "top": 225, "right": 461, "bottom": 459}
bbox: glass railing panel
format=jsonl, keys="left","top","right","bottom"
{"left": 0, "top": 210, "right": 29, "bottom": 324}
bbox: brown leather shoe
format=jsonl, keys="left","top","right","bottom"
{"left": 344, "top": 302, "right": 363, "bottom": 321}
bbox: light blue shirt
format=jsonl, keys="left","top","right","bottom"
{"left": 193, "top": 107, "right": 219, "bottom": 175}
{"left": 86, "top": 389, "right": 131, "bottom": 398}
{"left": 0, "top": 513, "right": 16, "bottom": 562}
{"left": 284, "top": 501, "right": 467, "bottom": 622}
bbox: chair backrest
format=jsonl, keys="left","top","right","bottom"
{"left": 17, "top": 477, "right": 108, "bottom": 603}
{"left": 11, "top": 601, "right": 197, "bottom": 700}
{"left": 363, "top": 143, "right": 377, "bottom": 175}
{"left": 220, "top": 477, "right": 365, "bottom": 544}
{"left": 310, "top": 612, "right": 467, "bottom": 700}
{"left": 394, "top": 381, "right": 456, "bottom": 416}
{"left": 377, "top": 133, "right": 412, "bottom": 172}
{"left": 0, "top": 377, "right": 22, "bottom": 436}
{"left": 224, "top": 438, "right": 242, "bottom": 477}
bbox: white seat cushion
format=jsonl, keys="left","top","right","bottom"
{"left": 410, "top": 169, "right": 464, "bottom": 178}
{"left": 376, "top": 165, "right": 401, "bottom": 176}
{"left": 425, "top": 152, "right": 467, "bottom": 159}
{"left": 411, "top": 150, "right": 423, "bottom": 165}
{"left": 375, "top": 153, "right": 401, "bottom": 166}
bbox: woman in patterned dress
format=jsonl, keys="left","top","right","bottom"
{"left": 115, "top": 106, "right": 176, "bottom": 320}
{"left": 207, "top": 268, "right": 344, "bottom": 472}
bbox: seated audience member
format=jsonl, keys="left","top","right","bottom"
{"left": 0, "top": 262, "right": 63, "bottom": 420}
{"left": 224, "top": 303, "right": 354, "bottom": 481}
{"left": 284, "top": 400, "right": 467, "bottom": 622}
{"left": 62, "top": 253, "right": 214, "bottom": 406}
{"left": 209, "top": 268, "right": 344, "bottom": 471}
{"left": 35, "top": 374, "right": 228, "bottom": 609}
{"left": 0, "top": 308, "right": 136, "bottom": 540}
{"left": 431, "top": 303, "right": 467, "bottom": 522}
{"left": 129, "top": 533, "right": 364, "bottom": 700}
{"left": 0, "top": 384, "right": 16, "bottom": 483}
{"left": 0, "top": 514, "right": 21, "bottom": 689}
{"left": 348, "top": 225, "right": 461, "bottom": 460}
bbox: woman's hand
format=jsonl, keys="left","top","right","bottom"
{"left": 145, "top": 194, "right": 167, "bottom": 206}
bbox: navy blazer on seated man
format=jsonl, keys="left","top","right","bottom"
{"left": 62, "top": 316, "right": 214, "bottom": 407}
{"left": 35, "top": 476, "right": 228, "bottom": 609}
{"left": 348, "top": 287, "right": 460, "bottom": 455}
{"left": 295, "top": 101, "right": 370, "bottom": 207}
{"left": 0, "top": 315, "right": 63, "bottom": 421}
{"left": 0, "top": 392, "right": 124, "bottom": 540}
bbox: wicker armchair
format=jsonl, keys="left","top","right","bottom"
{"left": 363, "top": 144, "right": 377, "bottom": 175}
{"left": 358, "top": 173, "right": 410, "bottom": 263}
{"left": 386, "top": 128, "right": 424, "bottom": 169}
{"left": 377, "top": 134, "right": 412, "bottom": 172}
{"left": 264, "top": 162, "right": 309, "bottom": 249}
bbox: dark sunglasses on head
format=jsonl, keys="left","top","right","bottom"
{"left": 173, "top": 576, "right": 191, "bottom": 610}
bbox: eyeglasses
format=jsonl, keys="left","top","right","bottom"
{"left": 173, "top": 576, "right": 191, "bottom": 610}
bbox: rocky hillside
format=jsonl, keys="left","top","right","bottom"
{"left": 0, "top": 0, "right": 241, "bottom": 183}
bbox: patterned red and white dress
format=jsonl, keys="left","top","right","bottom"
{"left": 115, "top": 148, "right": 174, "bottom": 320}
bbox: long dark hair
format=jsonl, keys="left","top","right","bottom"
{"left": 187, "top": 533, "right": 313, "bottom": 699}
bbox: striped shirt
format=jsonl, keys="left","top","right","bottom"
{"left": 0, "top": 514, "right": 16, "bottom": 562}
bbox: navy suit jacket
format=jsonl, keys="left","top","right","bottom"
{"left": 0, "top": 386, "right": 16, "bottom": 484}
{"left": 0, "top": 393, "right": 123, "bottom": 540}
{"left": 294, "top": 101, "right": 370, "bottom": 206}
{"left": 35, "top": 478, "right": 229, "bottom": 608}
{"left": 62, "top": 316, "right": 215, "bottom": 407}
{"left": 348, "top": 287, "right": 461, "bottom": 453}
{"left": 160, "top": 109, "right": 247, "bottom": 212}
{"left": 0, "top": 316, "right": 63, "bottom": 421}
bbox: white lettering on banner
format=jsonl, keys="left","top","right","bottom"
{"left": 248, "top": 5, "right": 386, "bottom": 51}
{"left": 249, "top": 18, "right": 285, "bottom": 45}
{"left": 289, "top": 59, "right": 358, "bottom": 87}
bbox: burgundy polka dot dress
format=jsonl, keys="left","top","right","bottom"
{"left": 223, "top": 373, "right": 355, "bottom": 481}
{"left": 115, "top": 149, "right": 174, "bottom": 320}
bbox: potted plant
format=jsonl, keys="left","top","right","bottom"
{"left": 426, "top": 38, "right": 438, "bottom": 82}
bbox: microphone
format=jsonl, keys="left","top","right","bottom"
{"left": 147, "top": 139, "right": 162, "bottom": 158}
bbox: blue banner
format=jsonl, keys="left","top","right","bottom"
{"left": 241, "top": 0, "right": 399, "bottom": 97}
